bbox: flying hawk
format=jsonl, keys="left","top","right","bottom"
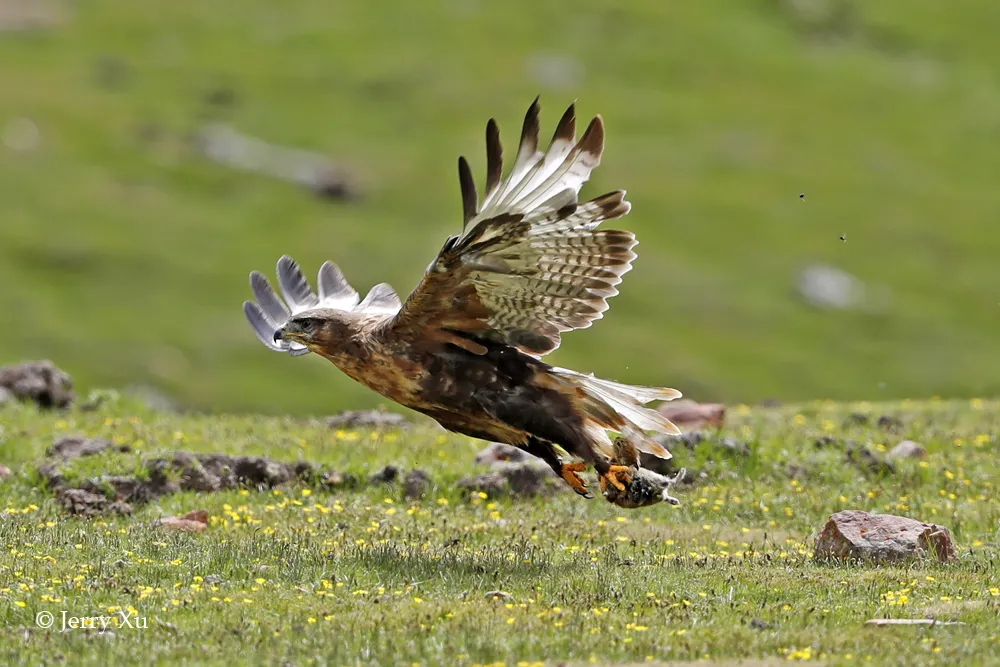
{"left": 243, "top": 98, "right": 684, "bottom": 507}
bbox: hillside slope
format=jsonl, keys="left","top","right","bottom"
{"left": 2, "top": 0, "right": 1000, "bottom": 414}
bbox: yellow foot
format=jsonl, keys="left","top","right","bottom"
{"left": 601, "top": 465, "right": 632, "bottom": 492}
{"left": 559, "top": 462, "right": 592, "bottom": 499}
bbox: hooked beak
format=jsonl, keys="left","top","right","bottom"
{"left": 274, "top": 323, "right": 307, "bottom": 345}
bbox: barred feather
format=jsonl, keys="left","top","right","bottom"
{"left": 392, "top": 98, "right": 639, "bottom": 356}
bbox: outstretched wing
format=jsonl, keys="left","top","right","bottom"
{"left": 388, "top": 97, "right": 636, "bottom": 356}
{"left": 244, "top": 256, "right": 401, "bottom": 356}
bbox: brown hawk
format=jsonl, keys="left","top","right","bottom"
{"left": 243, "top": 98, "right": 684, "bottom": 507}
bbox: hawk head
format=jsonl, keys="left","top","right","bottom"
{"left": 273, "top": 309, "right": 353, "bottom": 355}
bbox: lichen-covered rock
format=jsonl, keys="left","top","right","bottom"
{"left": 814, "top": 510, "right": 956, "bottom": 563}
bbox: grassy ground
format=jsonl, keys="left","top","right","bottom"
{"left": 4, "top": 0, "right": 1000, "bottom": 413}
{"left": 1, "top": 395, "right": 997, "bottom": 665}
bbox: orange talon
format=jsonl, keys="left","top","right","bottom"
{"left": 602, "top": 464, "right": 632, "bottom": 492}
{"left": 559, "top": 461, "right": 592, "bottom": 498}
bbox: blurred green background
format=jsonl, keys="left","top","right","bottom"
{"left": 2, "top": 0, "right": 999, "bottom": 415}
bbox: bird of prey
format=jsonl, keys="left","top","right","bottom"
{"left": 243, "top": 98, "right": 684, "bottom": 507}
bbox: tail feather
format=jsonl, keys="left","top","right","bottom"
{"left": 552, "top": 367, "right": 681, "bottom": 460}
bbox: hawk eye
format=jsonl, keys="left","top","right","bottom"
{"left": 296, "top": 317, "right": 318, "bottom": 331}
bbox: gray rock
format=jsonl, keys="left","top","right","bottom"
{"left": 474, "top": 442, "right": 531, "bottom": 465}
{"left": 47, "top": 435, "right": 127, "bottom": 460}
{"left": 845, "top": 444, "right": 896, "bottom": 476}
{"left": 402, "top": 469, "right": 432, "bottom": 500}
{"left": 368, "top": 465, "right": 398, "bottom": 485}
{"left": 796, "top": 264, "right": 866, "bottom": 310}
{"left": 0, "top": 360, "right": 74, "bottom": 408}
{"left": 0, "top": 464, "right": 10, "bottom": 481}
{"left": 888, "top": 440, "right": 927, "bottom": 460}
{"left": 457, "top": 460, "right": 555, "bottom": 498}
{"left": 58, "top": 488, "right": 110, "bottom": 517}
{"left": 484, "top": 590, "right": 513, "bottom": 601}
{"left": 814, "top": 510, "right": 956, "bottom": 563}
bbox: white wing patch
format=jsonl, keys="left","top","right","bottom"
{"left": 243, "top": 255, "right": 400, "bottom": 356}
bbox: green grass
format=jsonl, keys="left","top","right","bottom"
{"left": 3, "top": 0, "right": 1000, "bottom": 413}
{"left": 1, "top": 396, "right": 998, "bottom": 665}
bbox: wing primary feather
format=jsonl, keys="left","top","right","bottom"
{"left": 358, "top": 283, "right": 403, "bottom": 314}
{"left": 250, "top": 271, "right": 290, "bottom": 326}
{"left": 484, "top": 118, "right": 503, "bottom": 201}
{"left": 578, "top": 114, "right": 605, "bottom": 159}
{"left": 493, "top": 97, "right": 541, "bottom": 204}
{"left": 514, "top": 114, "right": 605, "bottom": 213}
{"left": 551, "top": 102, "right": 577, "bottom": 145}
{"left": 244, "top": 301, "right": 283, "bottom": 351}
{"left": 458, "top": 156, "right": 478, "bottom": 226}
{"left": 317, "top": 261, "right": 359, "bottom": 308}
{"left": 276, "top": 256, "right": 320, "bottom": 311}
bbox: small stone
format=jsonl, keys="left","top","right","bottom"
{"left": 887, "top": 440, "right": 927, "bottom": 460}
{"left": 47, "top": 435, "right": 126, "bottom": 460}
{"left": 845, "top": 444, "right": 896, "bottom": 476}
{"left": 657, "top": 400, "right": 726, "bottom": 429}
{"left": 814, "top": 510, "right": 957, "bottom": 563}
{"left": 326, "top": 409, "right": 409, "bottom": 430}
{"left": 474, "top": 442, "right": 530, "bottom": 465}
{"left": 497, "top": 461, "right": 552, "bottom": 496}
{"left": 457, "top": 472, "right": 508, "bottom": 497}
{"left": 369, "top": 465, "right": 398, "bottom": 485}
{"left": 402, "top": 469, "right": 432, "bottom": 500}
{"left": 877, "top": 415, "right": 903, "bottom": 432}
{"left": 107, "top": 500, "right": 133, "bottom": 516}
{"left": 484, "top": 590, "right": 513, "bottom": 601}
{"left": 58, "top": 488, "right": 109, "bottom": 517}
{"left": 718, "top": 437, "right": 751, "bottom": 456}
{"left": 0, "top": 464, "right": 10, "bottom": 481}
{"left": 320, "top": 470, "right": 358, "bottom": 489}
{"left": 864, "top": 619, "right": 965, "bottom": 627}
{"left": 785, "top": 463, "right": 808, "bottom": 479}
{"left": 845, "top": 412, "right": 870, "bottom": 426}
{"left": 153, "top": 510, "right": 209, "bottom": 532}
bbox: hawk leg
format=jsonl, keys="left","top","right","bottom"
{"left": 522, "top": 436, "right": 592, "bottom": 499}
{"left": 559, "top": 461, "right": 592, "bottom": 498}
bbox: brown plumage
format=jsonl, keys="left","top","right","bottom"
{"left": 243, "top": 98, "right": 684, "bottom": 506}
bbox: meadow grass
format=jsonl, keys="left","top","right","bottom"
{"left": 1, "top": 395, "right": 998, "bottom": 665}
